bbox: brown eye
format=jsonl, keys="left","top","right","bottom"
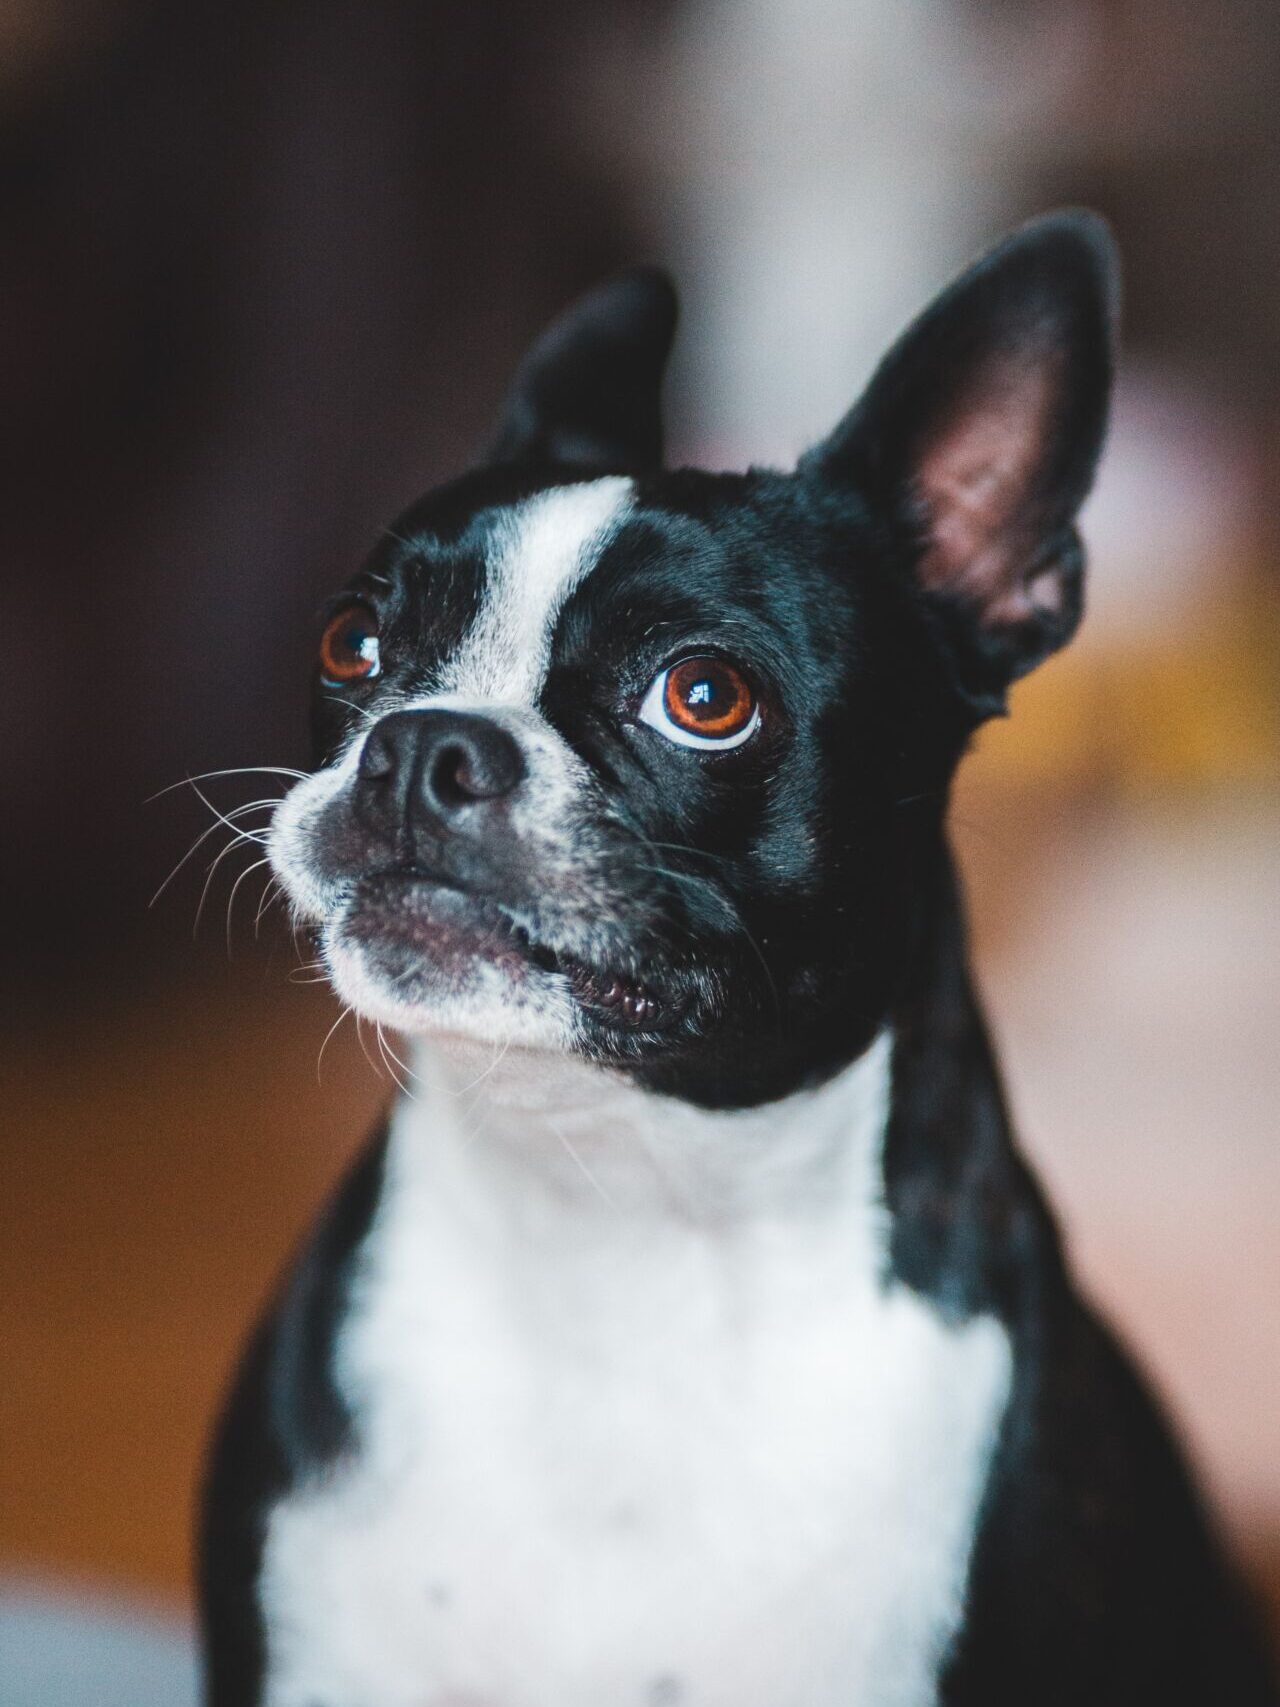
{"left": 639, "top": 656, "right": 760, "bottom": 749}
{"left": 319, "top": 604, "right": 381, "bottom": 684}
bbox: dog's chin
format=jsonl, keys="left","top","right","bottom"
{"left": 319, "top": 873, "right": 689, "bottom": 1051}
{"left": 325, "top": 932, "right": 577, "bottom": 1051}
{"left": 322, "top": 882, "right": 576, "bottom": 1050}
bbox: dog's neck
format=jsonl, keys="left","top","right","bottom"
{"left": 400, "top": 1030, "right": 895, "bottom": 1230}
{"left": 388, "top": 854, "right": 993, "bottom": 1240}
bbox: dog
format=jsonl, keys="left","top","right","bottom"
{"left": 198, "top": 213, "right": 1277, "bottom": 1706}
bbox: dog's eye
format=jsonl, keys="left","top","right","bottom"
{"left": 638, "top": 657, "right": 760, "bottom": 750}
{"left": 319, "top": 604, "right": 381, "bottom": 685}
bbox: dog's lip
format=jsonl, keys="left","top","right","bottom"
{"left": 349, "top": 868, "right": 532, "bottom": 982}
{"left": 349, "top": 866, "right": 681, "bottom": 1030}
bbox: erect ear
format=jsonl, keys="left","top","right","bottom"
{"left": 489, "top": 266, "right": 678, "bottom": 473}
{"left": 800, "top": 211, "right": 1118, "bottom": 715}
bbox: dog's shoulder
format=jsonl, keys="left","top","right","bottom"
{"left": 198, "top": 1122, "right": 390, "bottom": 1703}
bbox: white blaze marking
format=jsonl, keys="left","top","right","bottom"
{"left": 440, "top": 476, "right": 634, "bottom": 705}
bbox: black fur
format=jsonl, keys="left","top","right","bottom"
{"left": 199, "top": 215, "right": 1277, "bottom": 1703}
{"left": 884, "top": 859, "right": 1275, "bottom": 1702}
{"left": 490, "top": 265, "right": 678, "bottom": 471}
{"left": 199, "top": 1128, "right": 389, "bottom": 1704}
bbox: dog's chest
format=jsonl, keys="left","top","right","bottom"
{"left": 259, "top": 1055, "right": 1011, "bottom": 1707}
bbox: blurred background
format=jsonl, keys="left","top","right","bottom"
{"left": 2, "top": 0, "right": 1278, "bottom": 1697}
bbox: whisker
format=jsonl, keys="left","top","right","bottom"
{"left": 146, "top": 766, "right": 307, "bottom": 805}
{"left": 254, "top": 874, "right": 283, "bottom": 935}
{"left": 316, "top": 1005, "right": 353, "bottom": 1083}
{"left": 377, "top": 527, "right": 426, "bottom": 556}
{"left": 186, "top": 777, "right": 275, "bottom": 845}
{"left": 630, "top": 860, "right": 727, "bottom": 904}
{"left": 893, "top": 790, "right": 948, "bottom": 811}
{"left": 379, "top": 1028, "right": 419, "bottom": 1086}
{"left": 150, "top": 799, "right": 278, "bottom": 908}
{"left": 375, "top": 1022, "right": 414, "bottom": 1099}
{"left": 194, "top": 833, "right": 262, "bottom": 939}
{"left": 455, "top": 1033, "right": 512, "bottom": 1100}
{"left": 225, "top": 857, "right": 273, "bottom": 953}
{"left": 355, "top": 1015, "right": 386, "bottom": 1081}
{"left": 286, "top": 951, "right": 327, "bottom": 984}
{"left": 289, "top": 915, "right": 312, "bottom": 964}
{"left": 640, "top": 839, "right": 739, "bottom": 872}
{"left": 321, "top": 693, "right": 380, "bottom": 727}
{"left": 550, "top": 1121, "right": 618, "bottom": 1211}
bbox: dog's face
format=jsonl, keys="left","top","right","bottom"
{"left": 270, "top": 216, "right": 1116, "bottom": 1107}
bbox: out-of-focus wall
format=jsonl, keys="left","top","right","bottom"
{"left": 1, "top": 0, "right": 671, "bottom": 989}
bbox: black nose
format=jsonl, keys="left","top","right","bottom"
{"left": 355, "top": 709, "right": 525, "bottom": 847}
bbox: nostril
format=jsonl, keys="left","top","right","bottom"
{"left": 421, "top": 725, "right": 525, "bottom": 813}
{"left": 428, "top": 742, "right": 475, "bottom": 808}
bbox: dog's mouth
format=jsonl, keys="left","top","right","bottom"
{"left": 340, "top": 869, "right": 680, "bottom": 1032}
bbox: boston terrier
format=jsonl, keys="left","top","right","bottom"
{"left": 198, "top": 214, "right": 1277, "bottom": 1706}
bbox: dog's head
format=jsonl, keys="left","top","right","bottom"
{"left": 270, "top": 213, "right": 1117, "bottom": 1106}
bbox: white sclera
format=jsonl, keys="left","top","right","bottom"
{"left": 637, "top": 666, "right": 761, "bottom": 751}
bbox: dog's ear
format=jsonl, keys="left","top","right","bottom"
{"left": 801, "top": 212, "right": 1118, "bottom": 714}
{"left": 490, "top": 267, "right": 678, "bottom": 473}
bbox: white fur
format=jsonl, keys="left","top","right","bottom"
{"left": 260, "top": 1034, "right": 1012, "bottom": 1707}
{"left": 439, "top": 477, "right": 633, "bottom": 703}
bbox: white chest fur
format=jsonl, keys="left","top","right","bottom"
{"left": 260, "top": 1035, "right": 1011, "bottom": 1707}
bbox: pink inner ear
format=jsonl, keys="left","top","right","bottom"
{"left": 914, "top": 354, "right": 1061, "bottom": 628}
